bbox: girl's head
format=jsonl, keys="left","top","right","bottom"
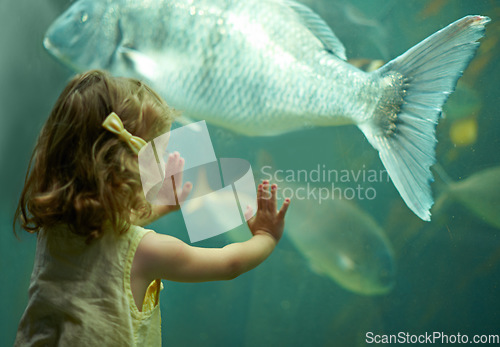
{"left": 15, "top": 70, "right": 178, "bottom": 242}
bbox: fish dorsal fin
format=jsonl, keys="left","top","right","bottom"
{"left": 284, "top": 0, "right": 347, "bottom": 60}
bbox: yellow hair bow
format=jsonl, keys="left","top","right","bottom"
{"left": 102, "top": 112, "right": 147, "bottom": 154}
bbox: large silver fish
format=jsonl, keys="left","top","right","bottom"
{"left": 43, "top": 0, "right": 489, "bottom": 221}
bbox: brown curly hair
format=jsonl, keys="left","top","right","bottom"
{"left": 14, "top": 70, "right": 178, "bottom": 242}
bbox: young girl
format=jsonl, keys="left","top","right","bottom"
{"left": 14, "top": 70, "right": 290, "bottom": 346}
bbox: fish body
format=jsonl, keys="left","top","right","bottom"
{"left": 44, "top": 0, "right": 490, "bottom": 221}
{"left": 45, "top": 0, "right": 372, "bottom": 135}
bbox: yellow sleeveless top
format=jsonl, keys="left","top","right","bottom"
{"left": 15, "top": 224, "right": 162, "bottom": 346}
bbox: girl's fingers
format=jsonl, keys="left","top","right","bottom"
{"left": 165, "top": 152, "right": 186, "bottom": 191}
{"left": 173, "top": 157, "right": 185, "bottom": 187}
{"left": 278, "top": 198, "right": 290, "bottom": 219}
{"left": 174, "top": 152, "right": 183, "bottom": 173}
{"left": 164, "top": 153, "right": 175, "bottom": 177}
{"left": 165, "top": 152, "right": 181, "bottom": 175}
{"left": 171, "top": 152, "right": 179, "bottom": 175}
{"left": 244, "top": 205, "right": 253, "bottom": 220}
{"left": 178, "top": 182, "right": 192, "bottom": 204}
{"left": 257, "top": 184, "right": 263, "bottom": 210}
{"left": 269, "top": 184, "right": 277, "bottom": 212}
{"left": 261, "top": 181, "right": 270, "bottom": 210}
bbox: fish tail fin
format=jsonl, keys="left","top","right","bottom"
{"left": 358, "top": 15, "right": 489, "bottom": 221}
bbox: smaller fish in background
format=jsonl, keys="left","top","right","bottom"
{"left": 282, "top": 185, "right": 396, "bottom": 296}
{"left": 433, "top": 166, "right": 500, "bottom": 230}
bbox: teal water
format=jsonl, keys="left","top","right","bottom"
{"left": 1, "top": 0, "right": 499, "bottom": 346}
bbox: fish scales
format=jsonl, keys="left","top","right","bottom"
{"left": 53, "top": 0, "right": 378, "bottom": 132}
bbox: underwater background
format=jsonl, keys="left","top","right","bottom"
{"left": 1, "top": 0, "right": 499, "bottom": 345}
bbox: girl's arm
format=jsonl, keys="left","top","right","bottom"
{"left": 133, "top": 181, "right": 290, "bottom": 282}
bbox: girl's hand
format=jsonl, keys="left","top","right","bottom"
{"left": 245, "top": 180, "right": 290, "bottom": 243}
{"left": 132, "top": 152, "right": 193, "bottom": 226}
{"left": 153, "top": 151, "right": 192, "bottom": 215}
